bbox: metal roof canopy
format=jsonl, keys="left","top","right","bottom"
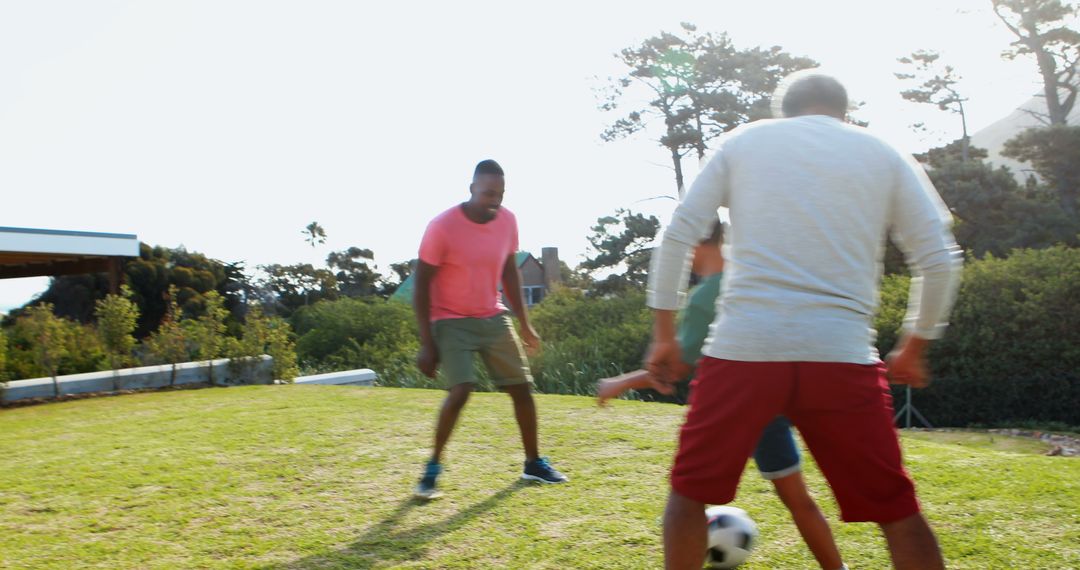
{"left": 0, "top": 227, "right": 140, "bottom": 283}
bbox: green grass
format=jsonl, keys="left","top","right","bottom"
{"left": 903, "top": 429, "right": 1056, "bottom": 454}
{"left": 1, "top": 386, "right": 1077, "bottom": 569}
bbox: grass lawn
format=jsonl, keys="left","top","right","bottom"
{"left": 1, "top": 386, "right": 1077, "bottom": 569}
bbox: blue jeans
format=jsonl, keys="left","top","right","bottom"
{"left": 752, "top": 416, "right": 801, "bottom": 480}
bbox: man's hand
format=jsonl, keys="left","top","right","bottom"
{"left": 886, "top": 335, "right": 931, "bottom": 388}
{"left": 416, "top": 342, "right": 439, "bottom": 379}
{"left": 520, "top": 324, "right": 541, "bottom": 357}
{"left": 645, "top": 338, "right": 685, "bottom": 386}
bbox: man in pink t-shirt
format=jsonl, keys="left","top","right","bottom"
{"left": 412, "top": 159, "right": 568, "bottom": 500}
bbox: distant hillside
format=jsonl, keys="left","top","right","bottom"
{"left": 970, "top": 91, "right": 1080, "bottom": 180}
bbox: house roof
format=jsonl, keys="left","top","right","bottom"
{"left": 390, "top": 251, "right": 536, "bottom": 304}
{"left": 0, "top": 226, "right": 140, "bottom": 280}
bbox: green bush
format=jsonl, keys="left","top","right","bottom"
{"left": 286, "top": 248, "right": 1080, "bottom": 430}
{"left": 529, "top": 287, "right": 651, "bottom": 395}
{"left": 874, "top": 273, "right": 910, "bottom": 356}
{"left": 0, "top": 328, "right": 8, "bottom": 383}
{"left": 289, "top": 288, "right": 651, "bottom": 394}
{"left": 5, "top": 308, "right": 108, "bottom": 380}
{"left": 292, "top": 297, "right": 423, "bottom": 385}
{"left": 226, "top": 305, "right": 300, "bottom": 383}
{"left": 875, "top": 246, "right": 1080, "bottom": 427}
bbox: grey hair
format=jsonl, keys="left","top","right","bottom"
{"left": 771, "top": 69, "right": 849, "bottom": 118}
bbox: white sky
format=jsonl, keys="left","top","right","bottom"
{"left": 0, "top": 0, "right": 1045, "bottom": 311}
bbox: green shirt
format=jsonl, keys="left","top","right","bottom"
{"left": 676, "top": 272, "right": 723, "bottom": 366}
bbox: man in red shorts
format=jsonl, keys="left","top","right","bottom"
{"left": 645, "top": 71, "right": 962, "bottom": 570}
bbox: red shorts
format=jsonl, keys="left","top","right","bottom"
{"left": 670, "top": 357, "right": 919, "bottom": 523}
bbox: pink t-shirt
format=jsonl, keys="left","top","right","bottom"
{"left": 418, "top": 205, "right": 519, "bottom": 321}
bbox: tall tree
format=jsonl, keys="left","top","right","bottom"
{"left": 916, "top": 138, "right": 989, "bottom": 168}
{"left": 302, "top": 221, "right": 327, "bottom": 248}
{"left": 256, "top": 263, "right": 338, "bottom": 314}
{"left": 378, "top": 259, "right": 416, "bottom": 298}
{"left": 1003, "top": 124, "right": 1080, "bottom": 216}
{"left": 915, "top": 140, "right": 1080, "bottom": 254}
{"left": 558, "top": 261, "right": 595, "bottom": 291}
{"left": 599, "top": 23, "right": 816, "bottom": 196}
{"left": 896, "top": 50, "right": 972, "bottom": 161}
{"left": 326, "top": 247, "right": 380, "bottom": 298}
{"left": 8, "top": 244, "right": 247, "bottom": 339}
{"left": 993, "top": 0, "right": 1080, "bottom": 125}
{"left": 94, "top": 286, "right": 140, "bottom": 391}
{"left": 580, "top": 209, "right": 660, "bottom": 294}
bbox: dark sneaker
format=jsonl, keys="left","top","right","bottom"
{"left": 522, "top": 457, "right": 568, "bottom": 484}
{"left": 414, "top": 460, "right": 443, "bottom": 500}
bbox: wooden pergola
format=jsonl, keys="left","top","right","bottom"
{"left": 0, "top": 227, "right": 140, "bottom": 292}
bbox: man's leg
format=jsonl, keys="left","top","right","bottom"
{"left": 502, "top": 383, "right": 539, "bottom": 461}
{"left": 666, "top": 359, "right": 793, "bottom": 569}
{"left": 428, "top": 318, "right": 480, "bottom": 464}
{"left": 504, "top": 383, "right": 566, "bottom": 483}
{"left": 788, "top": 362, "right": 943, "bottom": 569}
{"left": 479, "top": 313, "right": 565, "bottom": 482}
{"left": 416, "top": 319, "right": 478, "bottom": 499}
{"left": 416, "top": 382, "right": 474, "bottom": 499}
{"left": 432, "top": 382, "right": 473, "bottom": 464}
{"left": 663, "top": 490, "right": 708, "bottom": 570}
{"left": 880, "top": 513, "right": 944, "bottom": 570}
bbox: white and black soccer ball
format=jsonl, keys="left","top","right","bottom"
{"left": 705, "top": 505, "right": 758, "bottom": 569}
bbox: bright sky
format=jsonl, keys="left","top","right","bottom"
{"left": 0, "top": 0, "right": 1044, "bottom": 312}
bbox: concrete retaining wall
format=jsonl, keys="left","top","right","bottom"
{"left": 1, "top": 356, "right": 274, "bottom": 403}
{"left": 293, "top": 369, "right": 377, "bottom": 386}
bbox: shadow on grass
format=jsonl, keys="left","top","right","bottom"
{"left": 262, "top": 480, "right": 527, "bottom": 569}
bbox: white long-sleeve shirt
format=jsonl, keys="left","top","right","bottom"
{"left": 647, "top": 115, "right": 963, "bottom": 364}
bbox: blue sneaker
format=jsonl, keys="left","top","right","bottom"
{"left": 414, "top": 460, "right": 443, "bottom": 500}
{"left": 522, "top": 457, "right": 568, "bottom": 484}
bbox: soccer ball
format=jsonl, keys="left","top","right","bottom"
{"left": 705, "top": 505, "right": 758, "bottom": 568}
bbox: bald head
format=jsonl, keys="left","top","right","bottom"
{"left": 774, "top": 70, "right": 848, "bottom": 119}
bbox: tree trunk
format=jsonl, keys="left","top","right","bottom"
{"left": 671, "top": 147, "right": 685, "bottom": 198}
{"left": 1032, "top": 39, "right": 1067, "bottom": 125}
{"left": 170, "top": 363, "right": 177, "bottom": 386}
{"left": 959, "top": 100, "right": 970, "bottom": 163}
{"left": 51, "top": 374, "right": 59, "bottom": 398}
{"left": 1061, "top": 185, "right": 1078, "bottom": 218}
{"left": 695, "top": 114, "right": 707, "bottom": 161}
{"left": 1055, "top": 169, "right": 1079, "bottom": 219}
{"left": 998, "top": 6, "right": 1072, "bottom": 126}
{"left": 1040, "top": 62, "right": 1066, "bottom": 125}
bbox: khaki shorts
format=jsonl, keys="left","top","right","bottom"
{"left": 433, "top": 313, "right": 532, "bottom": 388}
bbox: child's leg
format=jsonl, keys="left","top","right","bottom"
{"left": 755, "top": 417, "right": 843, "bottom": 570}
{"left": 771, "top": 472, "right": 844, "bottom": 570}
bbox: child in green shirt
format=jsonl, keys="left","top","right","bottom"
{"left": 598, "top": 222, "right": 846, "bottom": 570}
